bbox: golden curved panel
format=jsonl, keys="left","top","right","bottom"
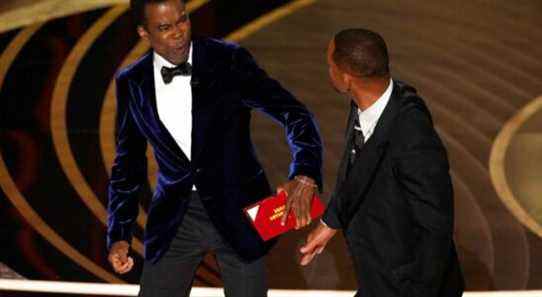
{"left": 0, "top": 0, "right": 129, "bottom": 33}
{"left": 490, "top": 96, "right": 542, "bottom": 238}
{"left": 0, "top": 23, "right": 123, "bottom": 284}
{"left": 226, "top": 0, "right": 316, "bottom": 42}
{"left": 49, "top": 5, "right": 146, "bottom": 255}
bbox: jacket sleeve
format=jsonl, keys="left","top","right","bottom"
{"left": 321, "top": 192, "right": 342, "bottom": 229}
{"left": 106, "top": 74, "right": 148, "bottom": 249}
{"left": 393, "top": 105, "right": 455, "bottom": 297}
{"left": 231, "top": 46, "right": 323, "bottom": 191}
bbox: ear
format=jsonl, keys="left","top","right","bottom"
{"left": 343, "top": 72, "right": 353, "bottom": 90}
{"left": 137, "top": 25, "right": 149, "bottom": 41}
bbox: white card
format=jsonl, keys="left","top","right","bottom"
{"left": 246, "top": 205, "right": 260, "bottom": 221}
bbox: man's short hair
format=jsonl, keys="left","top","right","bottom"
{"left": 130, "top": 0, "right": 184, "bottom": 25}
{"left": 333, "top": 28, "right": 389, "bottom": 77}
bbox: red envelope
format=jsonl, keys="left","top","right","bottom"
{"left": 243, "top": 192, "right": 325, "bottom": 241}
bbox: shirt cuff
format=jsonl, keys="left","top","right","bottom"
{"left": 321, "top": 210, "right": 341, "bottom": 229}
{"left": 320, "top": 218, "right": 329, "bottom": 227}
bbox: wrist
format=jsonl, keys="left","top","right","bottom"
{"left": 320, "top": 218, "right": 338, "bottom": 231}
{"left": 112, "top": 240, "right": 130, "bottom": 249}
{"left": 294, "top": 175, "right": 317, "bottom": 188}
{"left": 320, "top": 218, "right": 328, "bottom": 227}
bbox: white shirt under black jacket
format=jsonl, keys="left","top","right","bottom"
{"left": 322, "top": 78, "right": 394, "bottom": 228}
{"left": 153, "top": 43, "right": 196, "bottom": 189}
{"left": 356, "top": 78, "right": 394, "bottom": 141}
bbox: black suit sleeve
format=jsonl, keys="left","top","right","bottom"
{"left": 321, "top": 193, "right": 342, "bottom": 229}
{"left": 106, "top": 74, "right": 147, "bottom": 249}
{"left": 231, "top": 46, "right": 323, "bottom": 190}
{"left": 393, "top": 105, "right": 454, "bottom": 296}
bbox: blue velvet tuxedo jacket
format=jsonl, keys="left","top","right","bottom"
{"left": 106, "top": 38, "right": 323, "bottom": 263}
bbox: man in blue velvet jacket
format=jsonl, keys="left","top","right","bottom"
{"left": 106, "top": 0, "right": 323, "bottom": 296}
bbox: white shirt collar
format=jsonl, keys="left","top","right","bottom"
{"left": 356, "top": 78, "right": 394, "bottom": 139}
{"left": 153, "top": 42, "right": 193, "bottom": 69}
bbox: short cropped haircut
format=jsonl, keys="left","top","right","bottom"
{"left": 130, "top": 0, "right": 184, "bottom": 25}
{"left": 333, "top": 28, "right": 390, "bottom": 77}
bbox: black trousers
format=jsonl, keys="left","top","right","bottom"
{"left": 138, "top": 191, "right": 268, "bottom": 297}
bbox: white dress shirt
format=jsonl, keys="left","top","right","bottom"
{"left": 153, "top": 43, "right": 193, "bottom": 160}
{"left": 356, "top": 79, "right": 394, "bottom": 141}
{"left": 153, "top": 44, "right": 196, "bottom": 190}
{"left": 322, "top": 79, "right": 394, "bottom": 228}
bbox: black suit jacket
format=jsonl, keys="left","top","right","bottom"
{"left": 323, "top": 81, "right": 464, "bottom": 297}
{"left": 107, "top": 38, "right": 323, "bottom": 263}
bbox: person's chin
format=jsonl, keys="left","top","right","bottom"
{"left": 164, "top": 53, "right": 186, "bottom": 65}
{"left": 172, "top": 47, "right": 189, "bottom": 62}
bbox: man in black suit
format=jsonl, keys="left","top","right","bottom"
{"left": 106, "top": 0, "right": 323, "bottom": 296}
{"left": 300, "top": 29, "right": 464, "bottom": 297}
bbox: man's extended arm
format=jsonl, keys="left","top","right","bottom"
{"left": 106, "top": 74, "right": 148, "bottom": 273}
{"left": 232, "top": 46, "right": 323, "bottom": 228}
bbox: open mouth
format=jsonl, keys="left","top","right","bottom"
{"left": 176, "top": 40, "right": 189, "bottom": 50}
{"left": 174, "top": 43, "right": 189, "bottom": 55}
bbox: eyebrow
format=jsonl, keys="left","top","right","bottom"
{"left": 154, "top": 10, "right": 188, "bottom": 28}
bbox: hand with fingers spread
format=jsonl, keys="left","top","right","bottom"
{"left": 108, "top": 240, "right": 134, "bottom": 274}
{"left": 299, "top": 222, "right": 337, "bottom": 266}
{"left": 277, "top": 175, "right": 317, "bottom": 230}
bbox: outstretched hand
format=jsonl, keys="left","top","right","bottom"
{"left": 299, "top": 222, "right": 337, "bottom": 266}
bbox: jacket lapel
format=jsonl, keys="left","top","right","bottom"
{"left": 335, "top": 102, "right": 357, "bottom": 187}
{"left": 337, "top": 81, "right": 401, "bottom": 225}
{"left": 133, "top": 52, "right": 190, "bottom": 164}
{"left": 190, "top": 39, "right": 219, "bottom": 164}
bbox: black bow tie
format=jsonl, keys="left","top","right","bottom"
{"left": 161, "top": 62, "right": 192, "bottom": 84}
